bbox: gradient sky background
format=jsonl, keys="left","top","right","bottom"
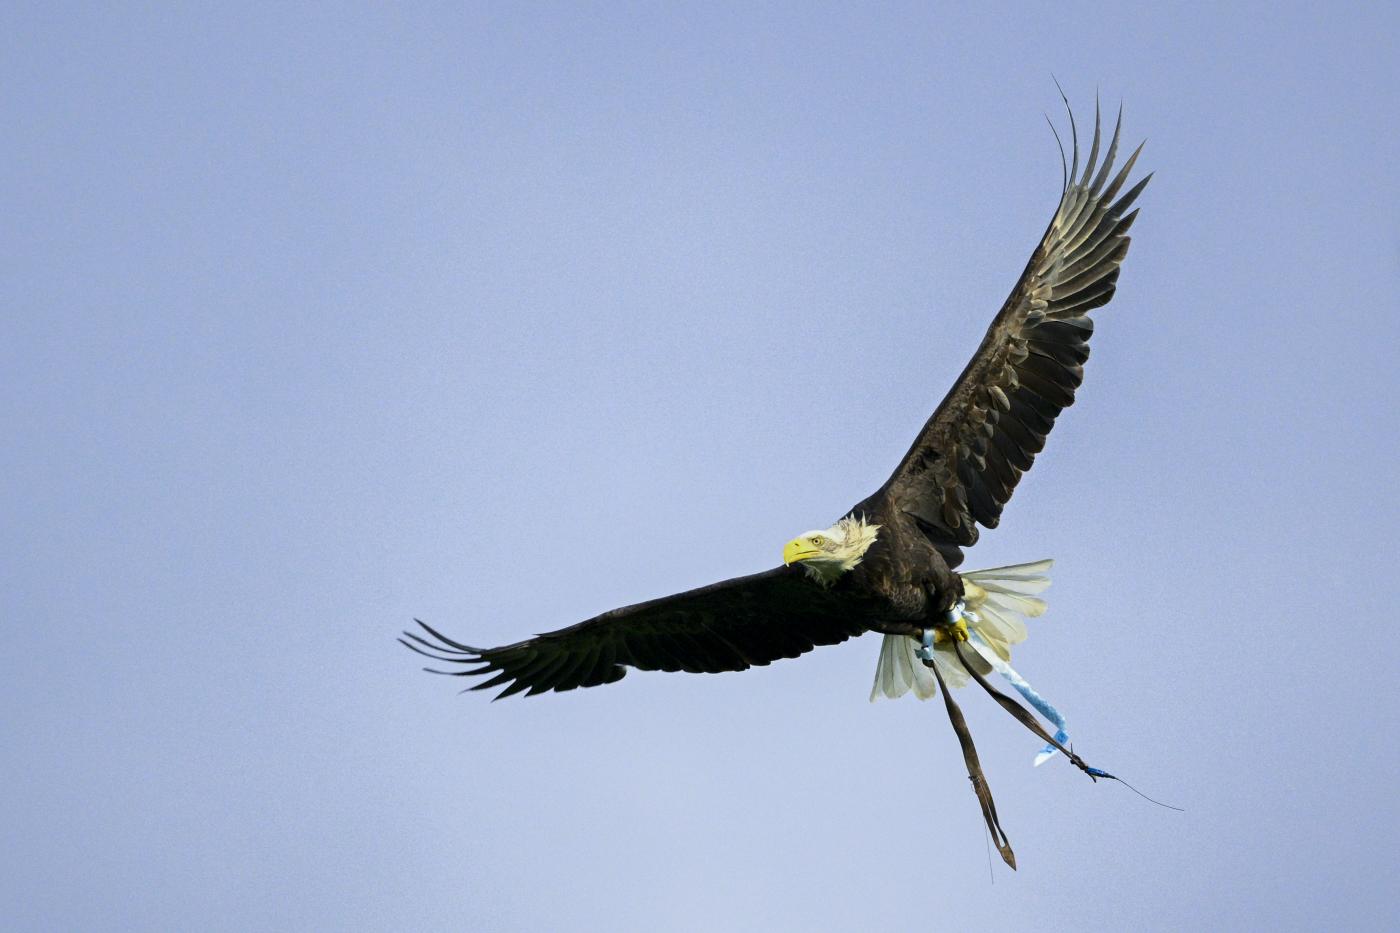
{"left": 4, "top": 3, "right": 1398, "bottom": 931}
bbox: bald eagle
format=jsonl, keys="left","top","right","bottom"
{"left": 404, "top": 100, "right": 1146, "bottom": 697}
{"left": 403, "top": 99, "right": 1149, "bottom": 862}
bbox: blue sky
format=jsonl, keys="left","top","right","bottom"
{"left": 4, "top": 3, "right": 1397, "bottom": 930}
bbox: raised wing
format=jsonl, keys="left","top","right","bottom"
{"left": 882, "top": 101, "right": 1150, "bottom": 566}
{"left": 401, "top": 567, "right": 871, "bottom": 699}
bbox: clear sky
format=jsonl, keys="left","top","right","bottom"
{"left": 4, "top": 2, "right": 1398, "bottom": 930}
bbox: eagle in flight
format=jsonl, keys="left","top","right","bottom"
{"left": 402, "top": 97, "right": 1150, "bottom": 866}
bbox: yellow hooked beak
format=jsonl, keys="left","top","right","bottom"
{"left": 783, "top": 538, "right": 824, "bottom": 566}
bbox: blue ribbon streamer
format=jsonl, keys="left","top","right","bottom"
{"left": 967, "top": 630, "right": 1071, "bottom": 766}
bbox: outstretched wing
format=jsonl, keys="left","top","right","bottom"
{"left": 880, "top": 101, "right": 1150, "bottom": 566}
{"left": 401, "top": 567, "right": 871, "bottom": 699}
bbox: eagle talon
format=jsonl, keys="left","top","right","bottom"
{"left": 933, "top": 619, "right": 970, "bottom": 644}
{"left": 929, "top": 599, "right": 970, "bottom": 643}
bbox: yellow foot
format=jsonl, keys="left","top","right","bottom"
{"left": 932, "top": 618, "right": 969, "bottom": 644}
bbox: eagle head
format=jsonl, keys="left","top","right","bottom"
{"left": 782, "top": 515, "right": 880, "bottom": 585}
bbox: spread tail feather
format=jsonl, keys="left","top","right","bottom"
{"left": 869, "top": 559, "right": 1053, "bottom": 702}
{"left": 869, "top": 629, "right": 938, "bottom": 700}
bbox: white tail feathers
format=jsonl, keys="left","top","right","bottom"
{"left": 869, "top": 559, "right": 1054, "bottom": 702}
{"left": 870, "top": 629, "right": 939, "bottom": 700}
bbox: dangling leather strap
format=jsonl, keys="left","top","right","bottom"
{"left": 950, "top": 639, "right": 1102, "bottom": 781}
{"left": 923, "top": 654, "right": 1017, "bottom": 870}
